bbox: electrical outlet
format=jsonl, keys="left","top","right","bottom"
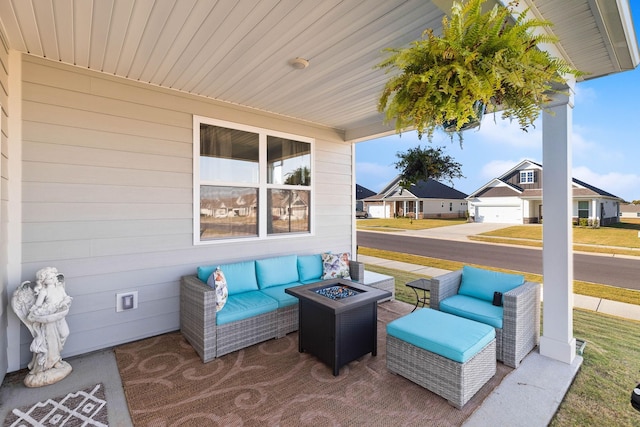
{"left": 116, "top": 291, "right": 138, "bottom": 312}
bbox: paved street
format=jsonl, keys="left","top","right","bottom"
{"left": 357, "top": 224, "right": 640, "bottom": 291}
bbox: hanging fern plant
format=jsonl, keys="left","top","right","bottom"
{"left": 377, "top": 0, "right": 583, "bottom": 142}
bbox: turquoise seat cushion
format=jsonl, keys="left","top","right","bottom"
{"left": 440, "top": 294, "right": 504, "bottom": 329}
{"left": 256, "top": 255, "right": 299, "bottom": 289}
{"left": 297, "top": 254, "right": 323, "bottom": 282}
{"left": 197, "top": 261, "right": 259, "bottom": 295}
{"left": 259, "top": 283, "right": 301, "bottom": 308}
{"left": 215, "top": 291, "right": 278, "bottom": 325}
{"left": 300, "top": 278, "right": 323, "bottom": 285}
{"left": 458, "top": 266, "right": 524, "bottom": 303}
{"left": 386, "top": 308, "right": 495, "bottom": 363}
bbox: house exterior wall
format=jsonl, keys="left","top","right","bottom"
{"left": 419, "top": 199, "right": 467, "bottom": 218}
{"left": 0, "top": 28, "right": 9, "bottom": 380}
{"left": 8, "top": 54, "right": 355, "bottom": 370}
{"left": 571, "top": 198, "right": 619, "bottom": 225}
{"left": 620, "top": 204, "right": 640, "bottom": 218}
{"left": 502, "top": 168, "right": 542, "bottom": 190}
{"left": 364, "top": 198, "right": 466, "bottom": 219}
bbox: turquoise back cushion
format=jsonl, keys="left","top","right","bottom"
{"left": 197, "top": 261, "right": 258, "bottom": 295}
{"left": 256, "top": 255, "right": 299, "bottom": 289}
{"left": 458, "top": 266, "right": 524, "bottom": 302}
{"left": 297, "top": 254, "right": 323, "bottom": 282}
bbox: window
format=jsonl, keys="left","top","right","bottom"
{"left": 519, "top": 170, "right": 535, "bottom": 184}
{"left": 195, "top": 117, "right": 312, "bottom": 243}
{"left": 449, "top": 202, "right": 453, "bottom": 211}
{"left": 578, "top": 201, "right": 589, "bottom": 219}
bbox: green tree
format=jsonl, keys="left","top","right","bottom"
{"left": 394, "top": 146, "right": 463, "bottom": 190}
{"left": 284, "top": 166, "right": 310, "bottom": 185}
{"left": 631, "top": 200, "right": 640, "bottom": 205}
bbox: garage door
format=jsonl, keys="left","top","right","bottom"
{"left": 368, "top": 205, "right": 390, "bottom": 218}
{"left": 475, "top": 206, "right": 521, "bottom": 224}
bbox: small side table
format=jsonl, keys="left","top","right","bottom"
{"left": 405, "top": 278, "right": 430, "bottom": 312}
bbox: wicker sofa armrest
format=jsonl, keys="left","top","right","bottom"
{"left": 502, "top": 281, "right": 541, "bottom": 368}
{"left": 180, "top": 275, "right": 217, "bottom": 363}
{"left": 349, "top": 260, "right": 365, "bottom": 283}
{"left": 429, "top": 269, "right": 463, "bottom": 310}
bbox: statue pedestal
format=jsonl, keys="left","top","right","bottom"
{"left": 24, "top": 360, "right": 72, "bottom": 388}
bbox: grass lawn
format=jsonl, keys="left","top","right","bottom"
{"left": 470, "top": 218, "right": 640, "bottom": 255}
{"left": 358, "top": 247, "right": 640, "bottom": 306}
{"left": 357, "top": 217, "right": 466, "bottom": 231}
{"left": 357, "top": 218, "right": 640, "bottom": 305}
{"left": 366, "top": 264, "right": 640, "bottom": 426}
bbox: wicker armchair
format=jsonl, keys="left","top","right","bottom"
{"left": 430, "top": 269, "right": 540, "bottom": 368}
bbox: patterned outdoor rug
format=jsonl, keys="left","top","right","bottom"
{"left": 3, "top": 383, "right": 108, "bottom": 427}
{"left": 115, "top": 301, "right": 511, "bottom": 426}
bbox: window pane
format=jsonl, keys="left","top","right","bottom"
{"left": 200, "top": 124, "right": 259, "bottom": 183}
{"left": 578, "top": 201, "right": 589, "bottom": 219}
{"left": 200, "top": 186, "right": 258, "bottom": 240}
{"left": 267, "top": 136, "right": 311, "bottom": 185}
{"left": 267, "top": 189, "right": 310, "bottom": 234}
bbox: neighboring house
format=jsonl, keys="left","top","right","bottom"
{"left": 363, "top": 176, "right": 468, "bottom": 219}
{"left": 620, "top": 203, "right": 640, "bottom": 218}
{"left": 355, "top": 184, "right": 376, "bottom": 212}
{"left": 467, "top": 160, "right": 623, "bottom": 225}
{"left": 0, "top": 1, "right": 636, "bottom": 381}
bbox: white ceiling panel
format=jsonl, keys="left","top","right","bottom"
{"left": 0, "top": 0, "right": 637, "bottom": 140}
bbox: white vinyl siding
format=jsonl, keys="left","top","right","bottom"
{"left": 12, "top": 54, "right": 353, "bottom": 367}
{"left": 0, "top": 28, "right": 9, "bottom": 380}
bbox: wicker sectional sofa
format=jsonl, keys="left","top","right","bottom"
{"left": 430, "top": 266, "right": 541, "bottom": 368}
{"left": 180, "top": 254, "right": 365, "bottom": 363}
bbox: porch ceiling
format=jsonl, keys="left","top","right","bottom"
{"left": 0, "top": 0, "right": 637, "bottom": 141}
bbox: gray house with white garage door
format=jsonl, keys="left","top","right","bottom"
{"left": 363, "top": 176, "right": 468, "bottom": 219}
{"left": 466, "top": 160, "right": 622, "bottom": 225}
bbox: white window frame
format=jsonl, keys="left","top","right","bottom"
{"left": 577, "top": 200, "right": 589, "bottom": 219}
{"left": 193, "top": 116, "right": 314, "bottom": 245}
{"left": 519, "top": 170, "right": 535, "bottom": 184}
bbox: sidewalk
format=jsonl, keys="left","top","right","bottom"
{"left": 359, "top": 254, "right": 640, "bottom": 322}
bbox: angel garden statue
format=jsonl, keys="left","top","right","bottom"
{"left": 11, "top": 267, "right": 73, "bottom": 387}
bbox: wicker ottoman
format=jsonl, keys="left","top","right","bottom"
{"left": 386, "top": 308, "right": 496, "bottom": 409}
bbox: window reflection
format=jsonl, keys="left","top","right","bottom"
{"left": 200, "top": 124, "right": 259, "bottom": 183}
{"left": 267, "top": 189, "right": 310, "bottom": 234}
{"left": 200, "top": 186, "right": 258, "bottom": 240}
{"left": 267, "top": 136, "right": 310, "bottom": 185}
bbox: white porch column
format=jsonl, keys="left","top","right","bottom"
{"left": 522, "top": 199, "right": 529, "bottom": 224}
{"left": 540, "top": 82, "right": 576, "bottom": 364}
{"left": 591, "top": 199, "right": 598, "bottom": 224}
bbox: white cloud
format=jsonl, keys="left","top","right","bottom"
{"left": 472, "top": 115, "right": 542, "bottom": 148}
{"left": 572, "top": 166, "right": 640, "bottom": 201}
{"left": 571, "top": 125, "right": 598, "bottom": 153}
{"left": 574, "top": 85, "right": 597, "bottom": 105}
{"left": 480, "top": 158, "right": 538, "bottom": 181}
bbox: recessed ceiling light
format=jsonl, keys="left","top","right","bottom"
{"left": 290, "top": 57, "right": 310, "bottom": 69}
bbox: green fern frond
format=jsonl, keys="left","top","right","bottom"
{"left": 376, "top": 0, "right": 583, "bottom": 142}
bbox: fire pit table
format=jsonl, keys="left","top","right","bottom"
{"left": 285, "top": 279, "right": 391, "bottom": 376}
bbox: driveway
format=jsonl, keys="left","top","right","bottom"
{"left": 400, "top": 222, "right": 510, "bottom": 241}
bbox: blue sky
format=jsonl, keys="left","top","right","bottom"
{"left": 356, "top": 1, "right": 640, "bottom": 203}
